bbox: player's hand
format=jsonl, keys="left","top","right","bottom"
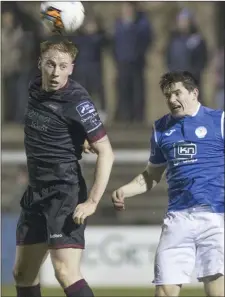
{"left": 112, "top": 188, "right": 125, "bottom": 211}
{"left": 82, "top": 139, "right": 95, "bottom": 154}
{"left": 73, "top": 201, "right": 97, "bottom": 224}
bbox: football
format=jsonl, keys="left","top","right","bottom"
{"left": 40, "top": 1, "right": 85, "bottom": 34}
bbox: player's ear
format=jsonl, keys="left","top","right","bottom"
{"left": 38, "top": 58, "right": 41, "bottom": 70}
{"left": 69, "top": 63, "right": 74, "bottom": 75}
{"left": 193, "top": 88, "right": 199, "bottom": 99}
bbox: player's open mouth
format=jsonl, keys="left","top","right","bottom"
{"left": 172, "top": 106, "right": 181, "bottom": 111}
{"left": 50, "top": 80, "right": 59, "bottom": 85}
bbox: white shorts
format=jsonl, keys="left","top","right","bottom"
{"left": 154, "top": 210, "right": 224, "bottom": 285}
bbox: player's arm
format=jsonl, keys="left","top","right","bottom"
{"left": 120, "top": 163, "right": 166, "bottom": 197}
{"left": 112, "top": 124, "right": 167, "bottom": 210}
{"left": 86, "top": 135, "right": 114, "bottom": 206}
{"left": 71, "top": 98, "right": 114, "bottom": 223}
{"left": 112, "top": 163, "right": 166, "bottom": 211}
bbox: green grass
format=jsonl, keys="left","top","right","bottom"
{"left": 2, "top": 285, "right": 204, "bottom": 296}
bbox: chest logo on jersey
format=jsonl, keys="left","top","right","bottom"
{"left": 174, "top": 143, "right": 197, "bottom": 159}
{"left": 173, "top": 142, "right": 197, "bottom": 166}
{"left": 195, "top": 126, "right": 207, "bottom": 138}
{"left": 25, "top": 108, "right": 51, "bottom": 132}
{"left": 76, "top": 101, "right": 95, "bottom": 117}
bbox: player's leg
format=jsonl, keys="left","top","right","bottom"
{"left": 155, "top": 285, "right": 181, "bottom": 297}
{"left": 50, "top": 247, "right": 83, "bottom": 287}
{"left": 13, "top": 244, "right": 49, "bottom": 295}
{"left": 46, "top": 182, "right": 94, "bottom": 297}
{"left": 50, "top": 247, "right": 94, "bottom": 297}
{"left": 154, "top": 212, "right": 196, "bottom": 297}
{"left": 195, "top": 213, "right": 224, "bottom": 297}
{"left": 14, "top": 209, "right": 48, "bottom": 297}
{"left": 202, "top": 274, "right": 224, "bottom": 297}
{"left": 48, "top": 219, "right": 94, "bottom": 297}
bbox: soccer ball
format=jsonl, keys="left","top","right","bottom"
{"left": 40, "top": 1, "right": 85, "bottom": 34}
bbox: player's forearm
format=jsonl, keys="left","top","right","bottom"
{"left": 87, "top": 151, "right": 114, "bottom": 205}
{"left": 122, "top": 170, "right": 159, "bottom": 198}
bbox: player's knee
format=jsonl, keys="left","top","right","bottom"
{"left": 12, "top": 265, "right": 39, "bottom": 286}
{"left": 13, "top": 265, "right": 28, "bottom": 283}
{"left": 13, "top": 266, "right": 38, "bottom": 286}
{"left": 53, "top": 261, "right": 80, "bottom": 288}
{"left": 51, "top": 248, "right": 83, "bottom": 288}
{"left": 155, "top": 285, "right": 180, "bottom": 297}
{"left": 54, "top": 262, "right": 68, "bottom": 284}
{"left": 13, "top": 267, "right": 22, "bottom": 283}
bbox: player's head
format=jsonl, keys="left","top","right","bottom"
{"left": 39, "top": 39, "right": 78, "bottom": 91}
{"left": 2, "top": 10, "right": 15, "bottom": 29}
{"left": 159, "top": 71, "right": 199, "bottom": 118}
{"left": 121, "top": 2, "right": 138, "bottom": 21}
{"left": 176, "top": 8, "right": 193, "bottom": 33}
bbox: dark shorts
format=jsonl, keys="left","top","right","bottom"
{"left": 16, "top": 179, "right": 87, "bottom": 249}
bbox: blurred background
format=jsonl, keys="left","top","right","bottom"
{"left": 1, "top": 1, "right": 224, "bottom": 294}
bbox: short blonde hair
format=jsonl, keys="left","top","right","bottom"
{"left": 40, "top": 39, "right": 78, "bottom": 61}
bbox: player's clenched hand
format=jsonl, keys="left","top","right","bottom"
{"left": 82, "top": 139, "right": 95, "bottom": 154}
{"left": 112, "top": 188, "right": 125, "bottom": 211}
{"left": 73, "top": 201, "right": 97, "bottom": 224}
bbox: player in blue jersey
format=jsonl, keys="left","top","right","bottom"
{"left": 111, "top": 71, "right": 224, "bottom": 297}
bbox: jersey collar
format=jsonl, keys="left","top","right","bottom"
{"left": 191, "top": 103, "right": 201, "bottom": 117}
{"left": 170, "top": 103, "right": 202, "bottom": 122}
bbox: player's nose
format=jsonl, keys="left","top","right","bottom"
{"left": 168, "top": 94, "right": 177, "bottom": 104}
{"left": 52, "top": 67, "right": 60, "bottom": 77}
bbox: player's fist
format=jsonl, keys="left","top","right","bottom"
{"left": 111, "top": 188, "right": 125, "bottom": 211}
{"left": 73, "top": 201, "right": 97, "bottom": 225}
{"left": 82, "top": 139, "right": 95, "bottom": 154}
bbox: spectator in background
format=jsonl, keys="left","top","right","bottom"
{"left": 71, "top": 15, "right": 108, "bottom": 122}
{"left": 165, "top": 8, "right": 207, "bottom": 104}
{"left": 2, "top": 2, "right": 43, "bottom": 124}
{"left": 213, "top": 47, "right": 224, "bottom": 110}
{"left": 113, "top": 1, "right": 153, "bottom": 123}
{"left": 14, "top": 31, "right": 38, "bottom": 123}
{"left": 2, "top": 10, "right": 24, "bottom": 122}
{"left": 12, "top": 3, "right": 43, "bottom": 123}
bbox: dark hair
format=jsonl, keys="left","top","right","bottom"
{"left": 159, "top": 71, "right": 198, "bottom": 93}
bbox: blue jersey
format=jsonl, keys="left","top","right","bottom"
{"left": 149, "top": 105, "right": 224, "bottom": 213}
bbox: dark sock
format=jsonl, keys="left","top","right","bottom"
{"left": 64, "top": 279, "right": 94, "bottom": 297}
{"left": 16, "top": 284, "right": 41, "bottom": 297}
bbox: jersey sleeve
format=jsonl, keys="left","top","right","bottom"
{"left": 149, "top": 125, "right": 167, "bottom": 166}
{"left": 67, "top": 98, "right": 106, "bottom": 143}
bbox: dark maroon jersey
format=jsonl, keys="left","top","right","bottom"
{"left": 24, "top": 75, "right": 106, "bottom": 186}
